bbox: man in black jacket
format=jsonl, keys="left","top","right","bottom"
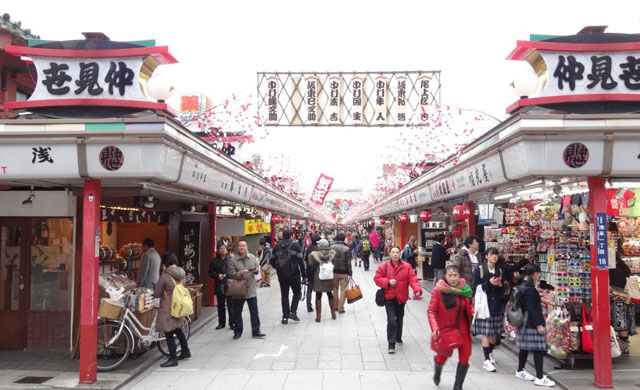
{"left": 304, "top": 233, "right": 321, "bottom": 312}
{"left": 430, "top": 234, "right": 449, "bottom": 287}
{"left": 271, "top": 228, "right": 306, "bottom": 324}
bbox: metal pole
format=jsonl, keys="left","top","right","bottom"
{"left": 208, "top": 202, "right": 216, "bottom": 307}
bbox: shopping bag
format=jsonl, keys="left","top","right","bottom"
{"left": 581, "top": 305, "right": 594, "bottom": 354}
{"left": 345, "top": 277, "right": 363, "bottom": 304}
{"left": 225, "top": 279, "right": 248, "bottom": 297}
{"left": 610, "top": 326, "right": 622, "bottom": 358}
{"left": 431, "top": 328, "right": 463, "bottom": 357}
{"left": 626, "top": 277, "right": 640, "bottom": 303}
{"left": 474, "top": 285, "right": 490, "bottom": 319}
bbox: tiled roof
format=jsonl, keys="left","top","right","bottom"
{"left": 0, "top": 13, "right": 39, "bottom": 41}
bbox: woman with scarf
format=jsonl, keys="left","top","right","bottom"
{"left": 428, "top": 264, "right": 473, "bottom": 390}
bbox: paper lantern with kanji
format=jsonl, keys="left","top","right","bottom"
{"left": 379, "top": 218, "right": 387, "bottom": 225}
{"left": 452, "top": 205, "right": 470, "bottom": 221}
{"left": 272, "top": 214, "right": 282, "bottom": 224}
{"left": 399, "top": 214, "right": 409, "bottom": 223}
{"left": 419, "top": 210, "right": 432, "bottom": 222}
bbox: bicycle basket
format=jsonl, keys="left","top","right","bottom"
{"left": 98, "top": 299, "right": 123, "bottom": 320}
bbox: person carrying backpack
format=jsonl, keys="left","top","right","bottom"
{"left": 309, "top": 239, "right": 337, "bottom": 322}
{"left": 359, "top": 237, "right": 372, "bottom": 271}
{"left": 271, "top": 228, "right": 306, "bottom": 324}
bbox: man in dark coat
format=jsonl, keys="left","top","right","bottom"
{"left": 271, "top": 228, "right": 306, "bottom": 324}
{"left": 208, "top": 242, "right": 235, "bottom": 330}
{"left": 430, "top": 233, "right": 449, "bottom": 287}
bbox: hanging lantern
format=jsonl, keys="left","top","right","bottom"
{"left": 272, "top": 214, "right": 282, "bottom": 224}
{"left": 379, "top": 217, "right": 387, "bottom": 225}
{"left": 419, "top": 210, "right": 432, "bottom": 222}
{"left": 453, "top": 205, "right": 471, "bottom": 221}
{"left": 331, "top": 213, "right": 336, "bottom": 218}
{"left": 399, "top": 214, "right": 409, "bottom": 223}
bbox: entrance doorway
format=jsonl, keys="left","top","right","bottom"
{"left": 0, "top": 219, "right": 29, "bottom": 349}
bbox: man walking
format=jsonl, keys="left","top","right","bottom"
{"left": 331, "top": 233, "right": 352, "bottom": 314}
{"left": 359, "top": 235, "right": 372, "bottom": 271}
{"left": 228, "top": 240, "right": 266, "bottom": 340}
{"left": 304, "top": 233, "right": 321, "bottom": 312}
{"left": 430, "top": 233, "right": 449, "bottom": 287}
{"left": 137, "top": 238, "right": 161, "bottom": 289}
{"left": 271, "top": 229, "right": 306, "bottom": 324}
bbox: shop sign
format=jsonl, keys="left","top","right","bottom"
{"left": 595, "top": 212, "right": 608, "bottom": 270}
{"left": 179, "top": 222, "right": 200, "bottom": 283}
{"left": 100, "top": 207, "right": 166, "bottom": 224}
{"left": 305, "top": 76, "right": 320, "bottom": 124}
{"left": 562, "top": 142, "right": 589, "bottom": 168}
{"left": 373, "top": 76, "right": 388, "bottom": 125}
{"left": 417, "top": 75, "right": 431, "bottom": 123}
{"left": 99, "top": 146, "right": 125, "bottom": 171}
{"left": 396, "top": 76, "right": 408, "bottom": 124}
{"left": 266, "top": 77, "right": 279, "bottom": 125}
{"left": 423, "top": 221, "right": 445, "bottom": 229}
{"left": 179, "top": 93, "right": 214, "bottom": 120}
{"left": 310, "top": 173, "right": 334, "bottom": 205}
{"left": 327, "top": 76, "right": 343, "bottom": 124}
{"left": 351, "top": 77, "right": 365, "bottom": 124}
{"left": 0, "top": 144, "right": 79, "bottom": 179}
{"left": 244, "top": 219, "right": 271, "bottom": 235}
{"left": 429, "top": 154, "right": 504, "bottom": 202}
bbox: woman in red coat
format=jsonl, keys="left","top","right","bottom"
{"left": 374, "top": 246, "right": 423, "bottom": 354}
{"left": 428, "top": 264, "right": 473, "bottom": 390}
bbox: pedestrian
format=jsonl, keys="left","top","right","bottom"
{"left": 330, "top": 232, "right": 353, "bottom": 314}
{"left": 137, "top": 238, "right": 161, "bottom": 289}
{"left": 154, "top": 252, "right": 190, "bottom": 367}
{"left": 358, "top": 235, "right": 372, "bottom": 271}
{"left": 428, "top": 264, "right": 473, "bottom": 390}
{"left": 452, "top": 235, "right": 480, "bottom": 287}
{"left": 610, "top": 253, "right": 632, "bottom": 354}
{"left": 304, "top": 233, "right": 321, "bottom": 312}
{"left": 515, "top": 263, "right": 555, "bottom": 387}
{"left": 369, "top": 228, "right": 382, "bottom": 263}
{"left": 208, "top": 242, "right": 235, "bottom": 330}
{"left": 471, "top": 247, "right": 507, "bottom": 372}
{"left": 374, "top": 246, "right": 423, "bottom": 354}
{"left": 258, "top": 239, "right": 272, "bottom": 288}
{"left": 402, "top": 236, "right": 418, "bottom": 272}
{"left": 431, "top": 233, "right": 449, "bottom": 288}
{"left": 350, "top": 234, "right": 361, "bottom": 267}
{"left": 271, "top": 228, "right": 306, "bottom": 324}
{"left": 378, "top": 228, "right": 387, "bottom": 261}
{"left": 309, "top": 239, "right": 337, "bottom": 322}
{"left": 228, "top": 240, "right": 266, "bottom": 340}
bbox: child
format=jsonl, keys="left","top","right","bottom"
{"left": 515, "top": 263, "right": 555, "bottom": 387}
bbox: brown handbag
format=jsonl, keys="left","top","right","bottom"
{"left": 345, "top": 277, "right": 363, "bottom": 304}
{"left": 225, "top": 278, "right": 248, "bottom": 297}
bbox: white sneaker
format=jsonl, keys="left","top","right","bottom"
{"left": 515, "top": 370, "right": 535, "bottom": 381}
{"left": 489, "top": 353, "right": 496, "bottom": 365}
{"left": 483, "top": 359, "right": 496, "bottom": 372}
{"left": 534, "top": 376, "right": 555, "bottom": 387}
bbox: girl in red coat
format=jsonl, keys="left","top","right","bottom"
{"left": 428, "top": 264, "right": 473, "bottom": 390}
{"left": 374, "top": 246, "right": 423, "bottom": 354}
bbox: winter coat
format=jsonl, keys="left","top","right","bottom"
{"left": 519, "top": 280, "right": 545, "bottom": 329}
{"left": 402, "top": 244, "right": 418, "bottom": 269}
{"left": 309, "top": 248, "right": 336, "bottom": 292}
{"left": 430, "top": 242, "right": 448, "bottom": 270}
{"left": 452, "top": 250, "right": 474, "bottom": 285}
{"left": 373, "top": 260, "right": 423, "bottom": 304}
{"left": 137, "top": 248, "right": 161, "bottom": 289}
{"left": 153, "top": 265, "right": 187, "bottom": 333}
{"left": 330, "top": 242, "right": 353, "bottom": 275}
{"left": 270, "top": 239, "right": 306, "bottom": 281}
{"left": 369, "top": 232, "right": 380, "bottom": 248}
{"left": 304, "top": 243, "right": 319, "bottom": 279}
{"left": 472, "top": 263, "right": 505, "bottom": 314}
{"left": 208, "top": 255, "right": 230, "bottom": 296}
{"left": 427, "top": 286, "right": 473, "bottom": 334}
{"left": 228, "top": 253, "right": 260, "bottom": 299}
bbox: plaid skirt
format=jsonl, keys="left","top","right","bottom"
{"left": 471, "top": 313, "right": 504, "bottom": 336}
{"left": 516, "top": 327, "right": 547, "bottom": 351}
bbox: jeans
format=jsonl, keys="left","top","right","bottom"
{"left": 165, "top": 328, "right": 189, "bottom": 358}
{"left": 385, "top": 298, "right": 405, "bottom": 346}
{"left": 333, "top": 274, "right": 349, "bottom": 311}
{"left": 278, "top": 275, "right": 302, "bottom": 318}
{"left": 433, "top": 268, "right": 444, "bottom": 287}
{"left": 372, "top": 247, "right": 382, "bottom": 261}
{"left": 362, "top": 252, "right": 371, "bottom": 270}
{"left": 216, "top": 293, "right": 235, "bottom": 328}
{"left": 306, "top": 279, "right": 314, "bottom": 309}
{"left": 233, "top": 297, "right": 261, "bottom": 336}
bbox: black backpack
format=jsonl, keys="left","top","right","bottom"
{"left": 276, "top": 242, "right": 294, "bottom": 273}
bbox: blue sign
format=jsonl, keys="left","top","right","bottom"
{"left": 595, "top": 212, "right": 608, "bottom": 270}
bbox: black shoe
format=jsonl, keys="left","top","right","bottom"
{"left": 289, "top": 313, "right": 300, "bottom": 321}
{"left": 233, "top": 333, "right": 242, "bottom": 340}
{"left": 229, "top": 324, "right": 235, "bottom": 330}
{"left": 282, "top": 318, "right": 288, "bottom": 324}
{"left": 252, "top": 333, "right": 266, "bottom": 339}
{"left": 453, "top": 363, "right": 469, "bottom": 390}
{"left": 433, "top": 362, "right": 443, "bottom": 385}
{"left": 215, "top": 324, "right": 225, "bottom": 330}
{"left": 178, "top": 350, "right": 191, "bottom": 360}
{"left": 397, "top": 339, "right": 403, "bottom": 345}
{"left": 388, "top": 344, "right": 395, "bottom": 354}
{"left": 160, "top": 357, "right": 178, "bottom": 367}
{"left": 307, "top": 306, "right": 313, "bottom": 313}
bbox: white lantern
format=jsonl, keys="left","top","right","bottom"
{"left": 147, "top": 72, "right": 175, "bottom": 102}
{"left": 509, "top": 67, "right": 539, "bottom": 98}
{"left": 263, "top": 213, "right": 272, "bottom": 224}
{"left": 409, "top": 214, "right": 418, "bottom": 223}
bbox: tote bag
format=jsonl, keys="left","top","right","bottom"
{"left": 474, "top": 285, "right": 490, "bottom": 320}
{"left": 582, "top": 305, "right": 594, "bottom": 354}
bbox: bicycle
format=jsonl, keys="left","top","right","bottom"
{"left": 96, "top": 292, "right": 191, "bottom": 372}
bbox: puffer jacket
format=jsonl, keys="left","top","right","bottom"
{"left": 309, "top": 248, "right": 336, "bottom": 293}
{"left": 452, "top": 250, "right": 474, "bottom": 285}
{"left": 427, "top": 285, "right": 473, "bottom": 334}
{"left": 153, "top": 265, "right": 187, "bottom": 333}
{"left": 330, "top": 242, "right": 352, "bottom": 275}
{"left": 373, "top": 260, "right": 422, "bottom": 304}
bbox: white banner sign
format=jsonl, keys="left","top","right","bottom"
{"left": 351, "top": 77, "right": 365, "bottom": 124}
{"left": 305, "top": 76, "right": 320, "bottom": 124}
{"left": 374, "top": 76, "right": 388, "bottom": 125}
{"left": 327, "top": 76, "right": 342, "bottom": 124}
{"left": 266, "top": 77, "right": 279, "bottom": 125}
{"left": 396, "top": 76, "right": 408, "bottom": 125}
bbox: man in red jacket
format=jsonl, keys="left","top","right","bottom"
{"left": 374, "top": 246, "right": 423, "bottom": 354}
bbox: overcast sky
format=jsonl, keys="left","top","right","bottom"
{"left": 5, "top": 1, "right": 640, "bottom": 198}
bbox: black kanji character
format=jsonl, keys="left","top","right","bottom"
{"left": 586, "top": 56, "right": 618, "bottom": 89}
{"left": 75, "top": 62, "right": 104, "bottom": 95}
{"left": 42, "top": 63, "right": 72, "bottom": 95}
{"left": 553, "top": 55, "right": 584, "bottom": 90}
{"left": 104, "top": 61, "right": 134, "bottom": 96}
{"left": 32, "top": 147, "right": 53, "bottom": 164}
{"left": 619, "top": 56, "right": 640, "bottom": 90}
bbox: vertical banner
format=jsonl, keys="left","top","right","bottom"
{"left": 179, "top": 221, "right": 201, "bottom": 283}
{"left": 396, "top": 76, "right": 408, "bottom": 125}
{"left": 305, "top": 76, "right": 320, "bottom": 124}
{"left": 351, "top": 76, "right": 365, "bottom": 125}
{"left": 595, "top": 213, "right": 608, "bottom": 270}
{"left": 417, "top": 75, "right": 431, "bottom": 123}
{"left": 327, "top": 76, "right": 343, "bottom": 124}
{"left": 310, "top": 173, "right": 334, "bottom": 205}
{"left": 374, "top": 76, "right": 388, "bottom": 125}
{"left": 266, "top": 77, "right": 279, "bottom": 125}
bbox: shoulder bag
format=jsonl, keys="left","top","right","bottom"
{"left": 225, "top": 278, "right": 248, "bottom": 297}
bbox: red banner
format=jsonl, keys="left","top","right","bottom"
{"left": 310, "top": 174, "right": 334, "bottom": 205}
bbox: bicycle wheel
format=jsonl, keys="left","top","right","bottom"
{"left": 157, "top": 317, "right": 191, "bottom": 356}
{"left": 97, "top": 321, "right": 132, "bottom": 372}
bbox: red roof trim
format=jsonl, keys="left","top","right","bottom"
{"left": 5, "top": 45, "right": 178, "bottom": 64}
{"left": 506, "top": 94, "right": 640, "bottom": 113}
{"left": 4, "top": 99, "right": 178, "bottom": 116}
{"left": 506, "top": 40, "right": 640, "bottom": 60}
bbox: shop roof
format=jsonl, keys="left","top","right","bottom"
{"left": 0, "top": 13, "right": 39, "bottom": 42}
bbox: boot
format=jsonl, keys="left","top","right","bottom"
{"left": 433, "top": 361, "right": 443, "bottom": 385}
{"left": 160, "top": 357, "right": 178, "bottom": 367}
{"left": 453, "top": 363, "right": 469, "bottom": 390}
{"left": 328, "top": 298, "right": 337, "bottom": 320}
{"left": 178, "top": 349, "right": 191, "bottom": 360}
{"left": 315, "top": 300, "right": 322, "bottom": 322}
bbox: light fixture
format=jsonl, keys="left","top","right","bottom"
{"left": 509, "top": 65, "right": 539, "bottom": 98}
{"left": 146, "top": 70, "right": 175, "bottom": 102}
{"left": 409, "top": 214, "right": 418, "bottom": 223}
{"left": 493, "top": 193, "right": 513, "bottom": 200}
{"left": 525, "top": 179, "right": 543, "bottom": 187}
{"left": 517, "top": 187, "right": 543, "bottom": 196}
{"left": 190, "top": 203, "right": 197, "bottom": 212}
{"left": 22, "top": 187, "right": 35, "bottom": 206}
{"left": 609, "top": 180, "right": 640, "bottom": 188}
{"left": 560, "top": 178, "right": 569, "bottom": 184}
{"left": 263, "top": 213, "right": 272, "bottom": 224}
{"left": 143, "top": 195, "right": 157, "bottom": 209}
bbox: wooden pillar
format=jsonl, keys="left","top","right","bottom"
{"left": 208, "top": 202, "right": 216, "bottom": 307}
{"left": 466, "top": 202, "right": 476, "bottom": 236}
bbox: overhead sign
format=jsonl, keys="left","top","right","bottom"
{"left": 244, "top": 219, "right": 271, "bottom": 235}
{"left": 310, "top": 174, "right": 334, "bottom": 205}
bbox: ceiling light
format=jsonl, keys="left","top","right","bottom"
{"left": 525, "top": 180, "right": 542, "bottom": 187}
{"left": 560, "top": 178, "right": 569, "bottom": 184}
{"left": 609, "top": 180, "right": 640, "bottom": 188}
{"left": 143, "top": 195, "right": 157, "bottom": 209}
{"left": 493, "top": 193, "right": 513, "bottom": 200}
{"left": 22, "top": 187, "right": 35, "bottom": 206}
{"left": 190, "top": 203, "right": 197, "bottom": 212}
{"left": 517, "top": 187, "right": 543, "bottom": 196}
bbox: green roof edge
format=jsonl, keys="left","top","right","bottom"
{"left": 529, "top": 34, "right": 559, "bottom": 42}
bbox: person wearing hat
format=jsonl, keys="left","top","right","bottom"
{"left": 309, "top": 239, "right": 337, "bottom": 322}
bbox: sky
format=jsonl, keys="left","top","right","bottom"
{"left": 5, "top": 0, "right": 640, "bottom": 200}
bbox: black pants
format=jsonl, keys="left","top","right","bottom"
{"left": 385, "top": 298, "right": 405, "bottom": 346}
{"left": 233, "top": 297, "right": 261, "bottom": 336}
{"left": 279, "top": 275, "right": 302, "bottom": 318}
{"left": 216, "top": 293, "right": 235, "bottom": 328}
{"left": 518, "top": 350, "right": 544, "bottom": 379}
{"left": 306, "top": 279, "right": 314, "bottom": 309}
{"left": 315, "top": 291, "right": 334, "bottom": 300}
{"left": 362, "top": 252, "right": 371, "bottom": 270}
{"left": 165, "top": 328, "right": 189, "bottom": 358}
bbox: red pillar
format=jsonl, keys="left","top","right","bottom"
{"left": 78, "top": 179, "right": 101, "bottom": 384}
{"left": 270, "top": 220, "right": 275, "bottom": 248}
{"left": 208, "top": 202, "right": 216, "bottom": 307}
{"left": 400, "top": 221, "right": 406, "bottom": 248}
{"left": 588, "top": 177, "right": 613, "bottom": 388}
{"left": 466, "top": 202, "right": 476, "bottom": 236}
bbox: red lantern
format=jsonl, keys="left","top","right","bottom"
{"left": 453, "top": 205, "right": 470, "bottom": 221}
{"left": 399, "top": 214, "right": 409, "bottom": 223}
{"left": 419, "top": 210, "right": 432, "bottom": 222}
{"left": 272, "top": 214, "right": 282, "bottom": 224}
{"left": 379, "top": 218, "right": 386, "bottom": 224}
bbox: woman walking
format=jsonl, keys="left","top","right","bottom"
{"left": 374, "top": 246, "right": 423, "bottom": 354}
{"left": 351, "top": 234, "right": 361, "bottom": 267}
{"left": 428, "top": 265, "right": 473, "bottom": 390}
{"left": 515, "top": 263, "right": 555, "bottom": 387}
{"left": 208, "top": 242, "right": 235, "bottom": 330}
{"left": 471, "top": 247, "right": 506, "bottom": 372}
{"left": 154, "top": 252, "right": 191, "bottom": 367}
{"left": 308, "top": 239, "right": 337, "bottom": 322}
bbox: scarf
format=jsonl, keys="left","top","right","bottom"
{"left": 436, "top": 278, "right": 472, "bottom": 298}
